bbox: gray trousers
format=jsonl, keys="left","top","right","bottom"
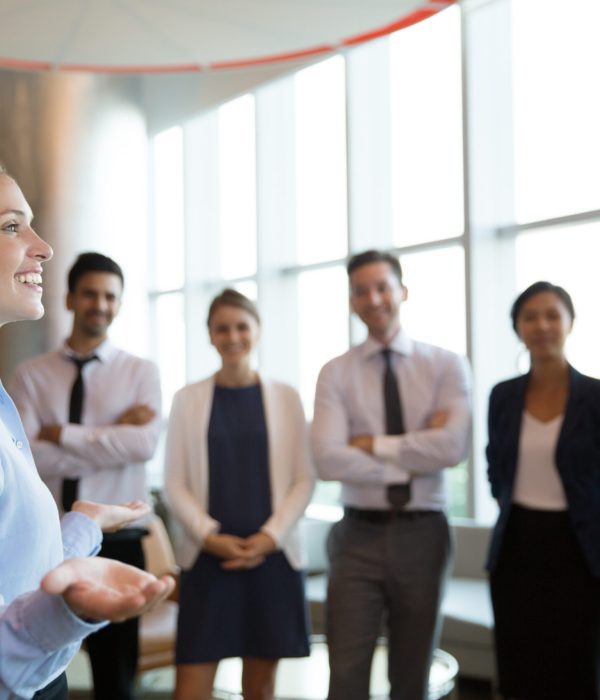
{"left": 326, "top": 512, "right": 452, "bottom": 700}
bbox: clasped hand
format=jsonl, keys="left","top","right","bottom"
{"left": 203, "top": 532, "right": 277, "bottom": 570}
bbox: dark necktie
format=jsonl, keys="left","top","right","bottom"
{"left": 62, "top": 355, "right": 98, "bottom": 511}
{"left": 382, "top": 348, "right": 411, "bottom": 509}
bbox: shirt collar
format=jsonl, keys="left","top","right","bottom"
{"left": 360, "top": 328, "right": 414, "bottom": 360}
{"left": 62, "top": 338, "right": 114, "bottom": 364}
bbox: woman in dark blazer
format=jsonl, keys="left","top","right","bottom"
{"left": 486, "top": 281, "right": 600, "bottom": 700}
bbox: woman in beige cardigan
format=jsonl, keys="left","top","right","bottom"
{"left": 165, "top": 289, "right": 314, "bottom": 700}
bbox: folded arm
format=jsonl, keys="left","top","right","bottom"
{"left": 369, "top": 354, "right": 471, "bottom": 476}
{"left": 312, "top": 354, "right": 472, "bottom": 485}
{"left": 312, "top": 362, "right": 391, "bottom": 485}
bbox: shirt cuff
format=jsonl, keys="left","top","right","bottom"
{"left": 373, "top": 435, "right": 410, "bottom": 484}
{"left": 60, "top": 423, "right": 97, "bottom": 450}
{"left": 61, "top": 512, "right": 103, "bottom": 559}
{"left": 373, "top": 435, "right": 401, "bottom": 462}
{"left": 59, "top": 423, "right": 75, "bottom": 447}
{"left": 200, "top": 518, "right": 220, "bottom": 544}
{"left": 18, "top": 590, "right": 107, "bottom": 652}
{"left": 260, "top": 525, "right": 282, "bottom": 548}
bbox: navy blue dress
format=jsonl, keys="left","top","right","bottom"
{"left": 176, "top": 384, "right": 310, "bottom": 663}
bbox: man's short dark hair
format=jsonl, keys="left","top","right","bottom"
{"left": 346, "top": 250, "right": 403, "bottom": 285}
{"left": 68, "top": 252, "right": 124, "bottom": 293}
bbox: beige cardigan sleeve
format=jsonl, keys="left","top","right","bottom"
{"left": 163, "top": 381, "right": 220, "bottom": 548}
{"left": 260, "top": 381, "right": 315, "bottom": 547}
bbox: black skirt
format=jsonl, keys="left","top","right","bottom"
{"left": 176, "top": 550, "right": 310, "bottom": 663}
{"left": 490, "top": 504, "right": 600, "bottom": 700}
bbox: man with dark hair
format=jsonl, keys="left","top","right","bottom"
{"left": 68, "top": 251, "right": 124, "bottom": 293}
{"left": 345, "top": 249, "right": 403, "bottom": 283}
{"left": 10, "top": 252, "right": 162, "bottom": 700}
{"left": 312, "top": 249, "right": 472, "bottom": 700}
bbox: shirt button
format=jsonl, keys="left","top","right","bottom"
{"left": 15, "top": 440, "right": 23, "bottom": 449}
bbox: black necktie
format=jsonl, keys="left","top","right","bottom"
{"left": 62, "top": 355, "right": 98, "bottom": 511}
{"left": 382, "top": 348, "right": 411, "bottom": 509}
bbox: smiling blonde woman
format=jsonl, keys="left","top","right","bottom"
{"left": 0, "top": 165, "right": 174, "bottom": 700}
{"left": 165, "top": 289, "right": 315, "bottom": 700}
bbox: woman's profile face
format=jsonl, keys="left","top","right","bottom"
{"left": 516, "top": 291, "right": 573, "bottom": 362}
{"left": 0, "top": 175, "right": 53, "bottom": 327}
{"left": 209, "top": 304, "right": 260, "bottom": 365}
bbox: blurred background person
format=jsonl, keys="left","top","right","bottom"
{"left": 312, "top": 249, "right": 471, "bottom": 700}
{"left": 165, "top": 289, "right": 314, "bottom": 700}
{"left": 486, "top": 281, "right": 600, "bottom": 700}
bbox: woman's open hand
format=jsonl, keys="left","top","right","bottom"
{"left": 41, "top": 556, "right": 175, "bottom": 622}
{"left": 71, "top": 500, "right": 150, "bottom": 533}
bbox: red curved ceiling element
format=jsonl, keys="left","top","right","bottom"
{"left": 0, "top": 1, "right": 455, "bottom": 74}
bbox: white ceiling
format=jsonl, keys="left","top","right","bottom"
{"left": 0, "top": 0, "right": 454, "bottom": 73}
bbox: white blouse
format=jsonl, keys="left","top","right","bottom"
{"left": 512, "top": 411, "right": 567, "bottom": 510}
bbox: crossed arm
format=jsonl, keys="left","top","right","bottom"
{"left": 9, "top": 363, "right": 162, "bottom": 479}
{"left": 312, "top": 353, "right": 472, "bottom": 485}
{"left": 37, "top": 403, "right": 157, "bottom": 445}
{"left": 349, "top": 410, "right": 450, "bottom": 454}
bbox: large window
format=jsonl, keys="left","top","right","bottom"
{"left": 297, "top": 266, "right": 349, "bottom": 413}
{"left": 389, "top": 7, "right": 463, "bottom": 247}
{"left": 147, "top": 0, "right": 600, "bottom": 522}
{"left": 295, "top": 57, "right": 348, "bottom": 265}
{"left": 150, "top": 127, "right": 185, "bottom": 293}
{"left": 512, "top": 0, "right": 600, "bottom": 223}
{"left": 218, "top": 95, "right": 257, "bottom": 280}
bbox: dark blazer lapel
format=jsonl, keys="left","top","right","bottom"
{"left": 557, "top": 365, "right": 587, "bottom": 456}
{"left": 504, "top": 373, "right": 529, "bottom": 473}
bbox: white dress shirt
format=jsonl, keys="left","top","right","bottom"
{"left": 312, "top": 329, "right": 472, "bottom": 510}
{"left": 8, "top": 340, "right": 162, "bottom": 513}
{"left": 0, "top": 381, "right": 105, "bottom": 700}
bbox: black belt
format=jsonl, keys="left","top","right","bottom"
{"left": 344, "top": 506, "right": 441, "bottom": 524}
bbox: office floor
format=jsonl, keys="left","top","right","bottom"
{"left": 68, "top": 651, "right": 495, "bottom": 700}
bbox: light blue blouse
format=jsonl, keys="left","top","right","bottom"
{"left": 0, "top": 381, "right": 104, "bottom": 699}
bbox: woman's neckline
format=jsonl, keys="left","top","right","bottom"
{"left": 213, "top": 368, "right": 259, "bottom": 388}
{"left": 524, "top": 410, "right": 564, "bottom": 426}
